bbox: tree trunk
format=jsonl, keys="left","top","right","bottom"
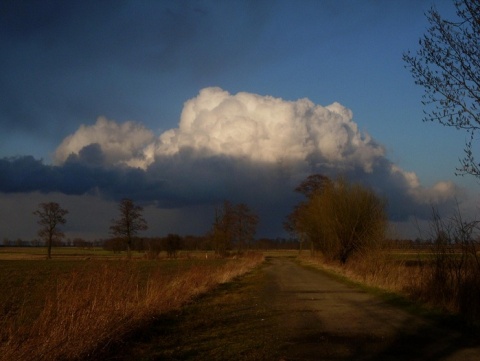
{"left": 127, "top": 238, "right": 132, "bottom": 260}
{"left": 47, "top": 235, "right": 52, "bottom": 259}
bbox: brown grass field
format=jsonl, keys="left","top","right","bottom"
{"left": 0, "top": 248, "right": 264, "bottom": 361}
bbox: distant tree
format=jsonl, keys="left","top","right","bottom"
{"left": 72, "top": 238, "right": 92, "bottom": 248}
{"left": 294, "top": 173, "right": 332, "bottom": 198}
{"left": 403, "top": 0, "right": 480, "bottom": 177}
{"left": 162, "top": 234, "right": 182, "bottom": 258}
{"left": 183, "top": 235, "right": 206, "bottom": 250}
{"left": 210, "top": 201, "right": 259, "bottom": 256}
{"left": 210, "top": 201, "right": 235, "bottom": 256}
{"left": 103, "top": 237, "right": 126, "bottom": 253}
{"left": 232, "top": 203, "right": 259, "bottom": 252}
{"left": 144, "top": 237, "right": 162, "bottom": 259}
{"left": 110, "top": 198, "right": 148, "bottom": 259}
{"left": 33, "top": 202, "right": 68, "bottom": 259}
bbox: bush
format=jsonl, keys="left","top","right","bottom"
{"left": 287, "top": 175, "right": 387, "bottom": 263}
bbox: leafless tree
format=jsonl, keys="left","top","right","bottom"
{"left": 33, "top": 202, "right": 68, "bottom": 259}
{"left": 403, "top": 0, "right": 480, "bottom": 177}
{"left": 210, "top": 201, "right": 258, "bottom": 256}
{"left": 162, "top": 234, "right": 182, "bottom": 258}
{"left": 110, "top": 198, "right": 148, "bottom": 259}
{"left": 232, "top": 203, "right": 259, "bottom": 252}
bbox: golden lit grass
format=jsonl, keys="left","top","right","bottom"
{"left": 299, "top": 251, "right": 415, "bottom": 294}
{"left": 0, "top": 254, "right": 264, "bottom": 361}
{"left": 300, "top": 250, "right": 480, "bottom": 323}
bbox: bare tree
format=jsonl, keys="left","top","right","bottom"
{"left": 210, "top": 201, "right": 235, "bottom": 256}
{"left": 33, "top": 202, "right": 68, "bottom": 259}
{"left": 232, "top": 203, "right": 259, "bottom": 252}
{"left": 294, "top": 173, "right": 332, "bottom": 198}
{"left": 162, "top": 234, "right": 182, "bottom": 258}
{"left": 403, "top": 0, "right": 480, "bottom": 177}
{"left": 210, "top": 201, "right": 259, "bottom": 256}
{"left": 110, "top": 198, "right": 148, "bottom": 259}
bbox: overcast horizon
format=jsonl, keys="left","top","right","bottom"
{"left": 1, "top": 0, "right": 478, "bottom": 242}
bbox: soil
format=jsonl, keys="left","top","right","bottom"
{"left": 101, "top": 256, "right": 480, "bottom": 361}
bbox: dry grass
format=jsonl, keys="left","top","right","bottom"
{"left": 300, "top": 249, "right": 480, "bottom": 324}
{"left": 300, "top": 250, "right": 411, "bottom": 293}
{"left": 0, "top": 253, "right": 264, "bottom": 361}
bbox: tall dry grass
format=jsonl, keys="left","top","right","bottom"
{"left": 302, "top": 246, "right": 480, "bottom": 323}
{"left": 0, "top": 254, "right": 264, "bottom": 361}
{"left": 301, "top": 249, "right": 418, "bottom": 294}
{"left": 411, "top": 207, "right": 480, "bottom": 321}
{"left": 406, "top": 247, "right": 480, "bottom": 320}
{"left": 301, "top": 207, "right": 480, "bottom": 324}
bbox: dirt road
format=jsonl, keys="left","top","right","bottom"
{"left": 105, "top": 257, "right": 480, "bottom": 360}
{"left": 264, "top": 257, "right": 480, "bottom": 360}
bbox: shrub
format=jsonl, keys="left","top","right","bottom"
{"left": 287, "top": 175, "right": 387, "bottom": 263}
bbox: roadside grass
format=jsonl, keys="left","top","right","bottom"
{"left": 104, "top": 258, "right": 284, "bottom": 361}
{"left": 0, "top": 253, "right": 264, "bottom": 361}
{"left": 299, "top": 251, "right": 480, "bottom": 328}
{"left": 297, "top": 256, "right": 442, "bottom": 318}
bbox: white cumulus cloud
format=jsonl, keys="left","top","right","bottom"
{"left": 49, "top": 87, "right": 461, "bottom": 229}
{"left": 55, "top": 87, "right": 387, "bottom": 174}
{"left": 54, "top": 116, "right": 155, "bottom": 168}
{"left": 152, "top": 87, "right": 385, "bottom": 173}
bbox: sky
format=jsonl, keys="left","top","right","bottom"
{"left": 0, "top": 0, "right": 478, "bottom": 242}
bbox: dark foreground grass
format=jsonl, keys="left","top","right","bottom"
{"left": 0, "top": 260, "right": 88, "bottom": 324}
{"left": 101, "top": 259, "right": 284, "bottom": 361}
{"left": 0, "top": 255, "right": 262, "bottom": 361}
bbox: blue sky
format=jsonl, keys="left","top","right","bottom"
{"left": 0, "top": 0, "right": 477, "bottom": 241}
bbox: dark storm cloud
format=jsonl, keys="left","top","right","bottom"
{"left": 0, "top": 150, "right": 301, "bottom": 236}
{"left": 0, "top": 0, "right": 276, "bottom": 139}
{"left": 340, "top": 160, "right": 458, "bottom": 221}
{"left": 0, "top": 154, "right": 162, "bottom": 200}
{"left": 0, "top": 142, "right": 457, "bottom": 236}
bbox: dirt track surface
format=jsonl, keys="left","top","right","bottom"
{"left": 264, "top": 257, "right": 480, "bottom": 361}
{"left": 106, "top": 257, "right": 480, "bottom": 360}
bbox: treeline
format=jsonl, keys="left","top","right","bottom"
{"left": 2, "top": 235, "right": 299, "bottom": 252}
{"left": 2, "top": 237, "right": 101, "bottom": 248}
{"left": 101, "top": 235, "right": 299, "bottom": 255}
